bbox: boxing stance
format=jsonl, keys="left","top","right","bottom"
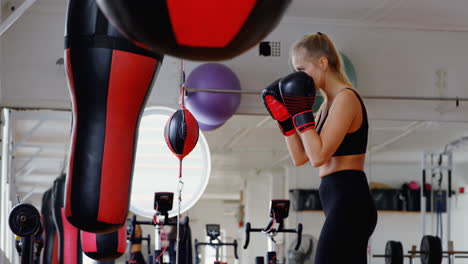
{"left": 262, "top": 32, "right": 377, "bottom": 264}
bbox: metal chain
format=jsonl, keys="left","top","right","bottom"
{"left": 175, "top": 179, "right": 184, "bottom": 264}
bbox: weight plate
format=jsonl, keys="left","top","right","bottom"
{"left": 8, "top": 204, "right": 41, "bottom": 237}
{"left": 420, "top": 235, "right": 442, "bottom": 264}
{"left": 385, "top": 240, "right": 404, "bottom": 264}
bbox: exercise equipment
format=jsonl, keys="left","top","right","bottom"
{"left": 255, "top": 257, "right": 265, "bottom": 264}
{"left": 41, "top": 188, "right": 59, "bottom": 264}
{"left": 194, "top": 224, "right": 238, "bottom": 264}
{"left": 339, "top": 52, "right": 357, "bottom": 88}
{"left": 81, "top": 225, "right": 127, "bottom": 261}
{"left": 12, "top": 233, "right": 44, "bottom": 264}
{"left": 130, "top": 106, "right": 211, "bottom": 219}
{"left": 197, "top": 121, "right": 225, "bottom": 131}
{"left": 52, "top": 174, "right": 83, "bottom": 264}
{"left": 64, "top": 0, "right": 163, "bottom": 233}
{"left": 417, "top": 136, "right": 468, "bottom": 264}
{"left": 95, "top": 0, "right": 291, "bottom": 61}
{"left": 127, "top": 218, "right": 154, "bottom": 264}
{"left": 127, "top": 192, "right": 190, "bottom": 264}
{"left": 279, "top": 72, "right": 316, "bottom": 133}
{"left": 261, "top": 78, "right": 294, "bottom": 136}
{"left": 287, "top": 234, "right": 317, "bottom": 264}
{"left": 373, "top": 236, "right": 468, "bottom": 264}
{"left": 9, "top": 203, "right": 43, "bottom": 264}
{"left": 421, "top": 150, "right": 453, "bottom": 241}
{"left": 33, "top": 236, "right": 44, "bottom": 264}
{"left": 244, "top": 199, "right": 303, "bottom": 264}
{"left": 165, "top": 89, "right": 199, "bottom": 264}
{"left": 126, "top": 225, "right": 151, "bottom": 264}
{"left": 420, "top": 137, "right": 468, "bottom": 242}
{"left": 164, "top": 109, "right": 199, "bottom": 160}
{"left": 185, "top": 63, "right": 241, "bottom": 131}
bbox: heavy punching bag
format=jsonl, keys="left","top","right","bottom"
{"left": 81, "top": 225, "right": 126, "bottom": 261}
{"left": 64, "top": 0, "right": 163, "bottom": 233}
{"left": 52, "top": 174, "right": 82, "bottom": 264}
{"left": 41, "top": 188, "right": 59, "bottom": 264}
{"left": 96, "top": 0, "right": 292, "bottom": 61}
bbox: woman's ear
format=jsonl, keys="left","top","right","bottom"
{"left": 319, "top": 56, "right": 328, "bottom": 71}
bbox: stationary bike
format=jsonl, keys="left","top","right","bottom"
{"left": 195, "top": 224, "right": 238, "bottom": 264}
{"left": 244, "top": 200, "right": 302, "bottom": 264}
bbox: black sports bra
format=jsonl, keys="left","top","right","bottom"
{"left": 316, "top": 88, "right": 368, "bottom": 156}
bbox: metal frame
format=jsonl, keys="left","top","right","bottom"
{"left": 1, "top": 108, "right": 13, "bottom": 262}
{"left": 185, "top": 88, "right": 468, "bottom": 104}
{"left": 420, "top": 136, "right": 468, "bottom": 263}
{"left": 421, "top": 152, "right": 452, "bottom": 242}
{"left": 0, "top": 0, "right": 39, "bottom": 37}
{"left": 0, "top": 108, "right": 72, "bottom": 262}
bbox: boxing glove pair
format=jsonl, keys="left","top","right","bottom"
{"left": 261, "top": 72, "right": 316, "bottom": 135}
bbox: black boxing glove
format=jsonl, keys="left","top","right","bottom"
{"left": 279, "top": 72, "right": 316, "bottom": 133}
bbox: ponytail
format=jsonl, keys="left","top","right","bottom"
{"left": 291, "top": 32, "right": 353, "bottom": 88}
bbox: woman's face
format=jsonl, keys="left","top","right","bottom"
{"left": 291, "top": 50, "right": 325, "bottom": 89}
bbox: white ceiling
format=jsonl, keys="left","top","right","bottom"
{"left": 3, "top": 0, "right": 468, "bottom": 205}
{"left": 285, "top": 0, "right": 468, "bottom": 30}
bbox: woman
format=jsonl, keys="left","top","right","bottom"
{"left": 262, "top": 32, "right": 377, "bottom": 264}
{"left": 290, "top": 32, "right": 378, "bottom": 264}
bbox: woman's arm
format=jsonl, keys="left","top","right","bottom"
{"left": 287, "top": 90, "right": 360, "bottom": 167}
{"left": 284, "top": 108, "right": 323, "bottom": 166}
{"left": 285, "top": 132, "right": 309, "bottom": 166}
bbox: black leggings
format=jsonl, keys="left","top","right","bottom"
{"left": 315, "top": 170, "right": 377, "bottom": 264}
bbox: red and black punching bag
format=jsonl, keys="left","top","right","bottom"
{"left": 52, "top": 174, "right": 82, "bottom": 264}
{"left": 41, "top": 188, "right": 59, "bottom": 264}
{"left": 81, "top": 226, "right": 126, "bottom": 261}
{"left": 164, "top": 108, "right": 199, "bottom": 161}
{"left": 96, "top": 0, "right": 291, "bottom": 61}
{"left": 64, "top": 0, "right": 163, "bottom": 233}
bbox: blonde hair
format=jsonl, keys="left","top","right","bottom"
{"left": 291, "top": 32, "right": 353, "bottom": 88}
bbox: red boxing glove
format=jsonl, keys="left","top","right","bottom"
{"left": 261, "top": 79, "right": 295, "bottom": 136}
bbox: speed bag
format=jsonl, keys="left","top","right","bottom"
{"left": 164, "top": 109, "right": 199, "bottom": 160}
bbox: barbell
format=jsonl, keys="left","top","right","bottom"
{"left": 373, "top": 235, "right": 468, "bottom": 264}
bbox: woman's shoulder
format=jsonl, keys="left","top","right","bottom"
{"left": 335, "top": 88, "right": 360, "bottom": 105}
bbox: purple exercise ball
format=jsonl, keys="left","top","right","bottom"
{"left": 185, "top": 63, "right": 241, "bottom": 127}
{"left": 197, "top": 120, "right": 226, "bottom": 131}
